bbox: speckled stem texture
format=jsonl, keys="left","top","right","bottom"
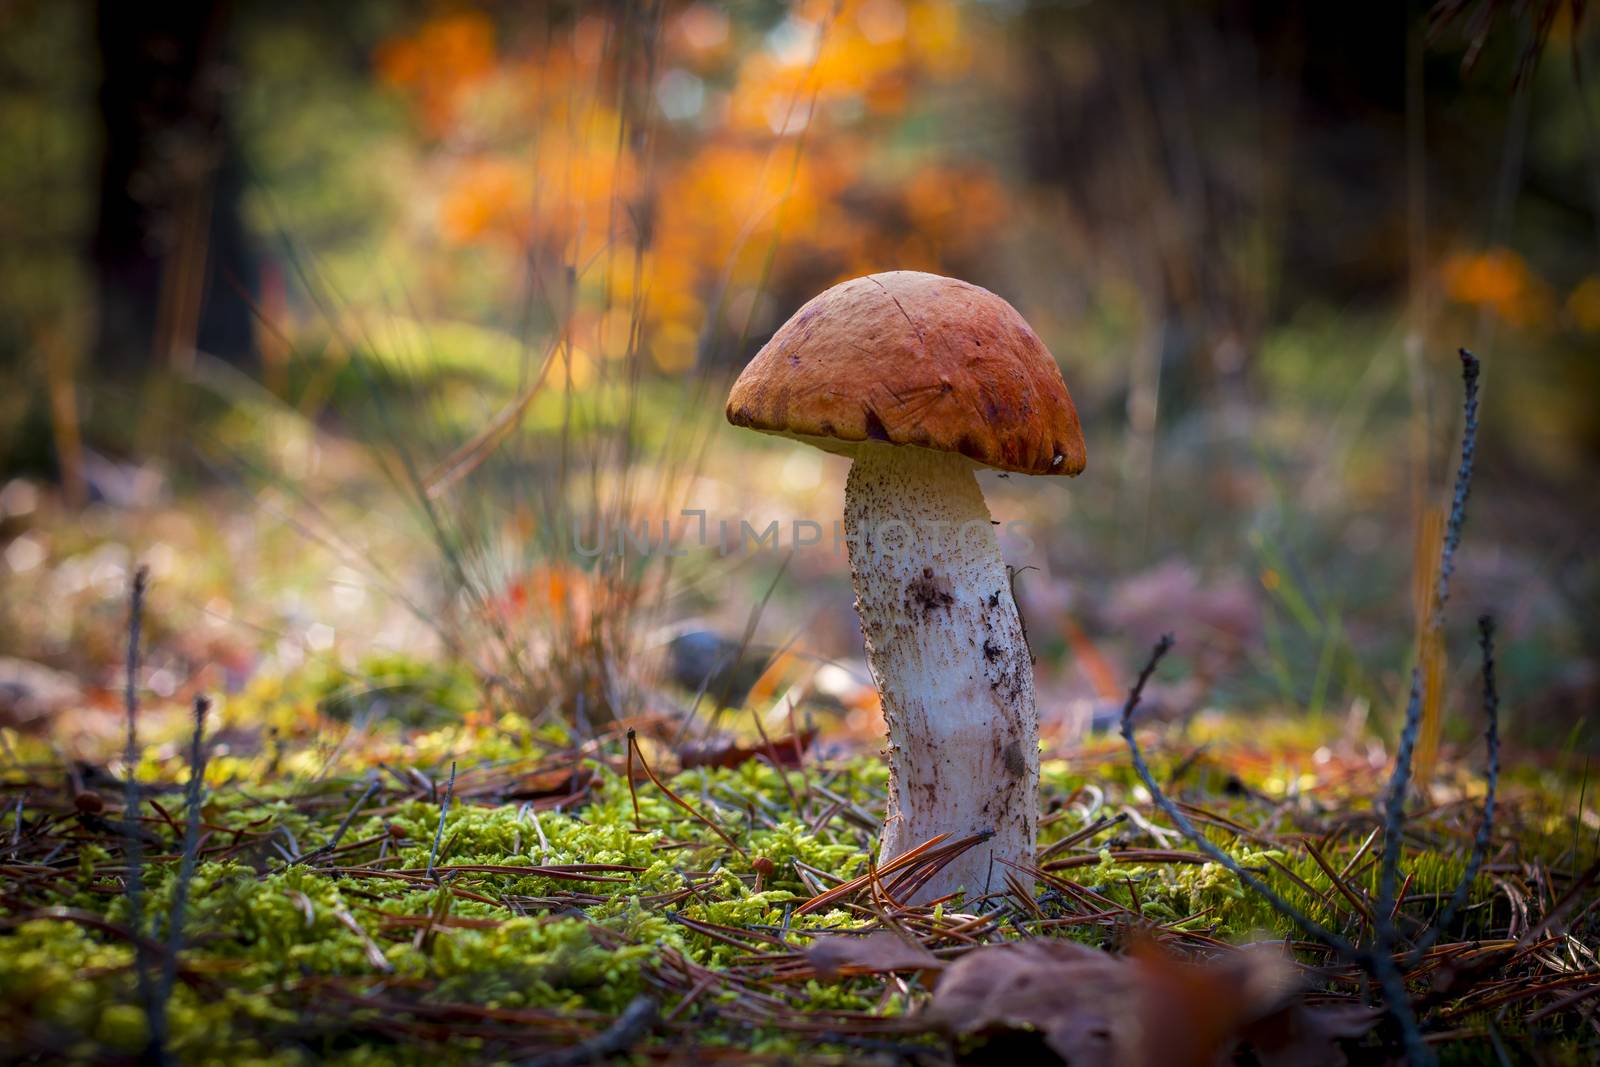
{"left": 844, "top": 441, "right": 1038, "bottom": 901}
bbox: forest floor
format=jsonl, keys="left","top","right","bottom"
{"left": 2, "top": 646, "right": 1594, "bottom": 1066}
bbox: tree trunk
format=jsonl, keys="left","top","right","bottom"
{"left": 92, "top": 0, "right": 256, "bottom": 377}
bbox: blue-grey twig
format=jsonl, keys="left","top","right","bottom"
{"left": 1412, "top": 615, "right": 1500, "bottom": 960}
{"left": 1362, "top": 350, "right": 1479, "bottom": 1067}
{"left": 426, "top": 761, "right": 457, "bottom": 882}
{"left": 1433, "top": 350, "right": 1480, "bottom": 620}
{"left": 120, "top": 567, "right": 163, "bottom": 1061}
{"left": 298, "top": 775, "right": 381, "bottom": 863}
{"left": 157, "top": 696, "right": 210, "bottom": 1012}
{"left": 515, "top": 994, "right": 657, "bottom": 1067}
{"left": 121, "top": 568, "right": 149, "bottom": 910}
{"left": 1376, "top": 664, "right": 1423, "bottom": 936}
{"left": 1377, "top": 349, "right": 1482, "bottom": 943}
{"left": 1119, "top": 635, "right": 1356, "bottom": 956}
{"left": 1119, "top": 636, "right": 1433, "bottom": 1064}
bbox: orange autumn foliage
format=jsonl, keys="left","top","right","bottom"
{"left": 371, "top": 1, "right": 1006, "bottom": 376}
{"left": 375, "top": 12, "right": 497, "bottom": 137}
{"left": 1440, "top": 247, "right": 1554, "bottom": 328}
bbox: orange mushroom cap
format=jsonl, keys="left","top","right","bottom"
{"left": 726, "top": 271, "right": 1085, "bottom": 477}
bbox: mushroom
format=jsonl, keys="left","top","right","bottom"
{"left": 725, "top": 271, "right": 1085, "bottom": 900}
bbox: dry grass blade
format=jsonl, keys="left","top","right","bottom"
{"left": 1303, "top": 837, "right": 1378, "bottom": 929}
{"left": 796, "top": 831, "right": 992, "bottom": 916}
{"left": 331, "top": 906, "right": 395, "bottom": 973}
{"left": 1037, "top": 812, "right": 1126, "bottom": 862}
{"left": 625, "top": 729, "right": 746, "bottom": 858}
{"left": 423, "top": 339, "right": 561, "bottom": 499}
{"left": 1042, "top": 847, "right": 1212, "bottom": 872}
{"left": 1410, "top": 503, "right": 1449, "bottom": 789}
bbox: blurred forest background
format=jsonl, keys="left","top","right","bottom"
{"left": 0, "top": 0, "right": 1596, "bottom": 759}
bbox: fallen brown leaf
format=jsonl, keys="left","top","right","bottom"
{"left": 503, "top": 765, "right": 595, "bottom": 800}
{"left": 927, "top": 937, "right": 1377, "bottom": 1067}
{"left": 804, "top": 929, "right": 944, "bottom": 980}
{"left": 678, "top": 729, "right": 816, "bottom": 770}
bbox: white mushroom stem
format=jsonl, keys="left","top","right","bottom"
{"left": 843, "top": 441, "right": 1038, "bottom": 901}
